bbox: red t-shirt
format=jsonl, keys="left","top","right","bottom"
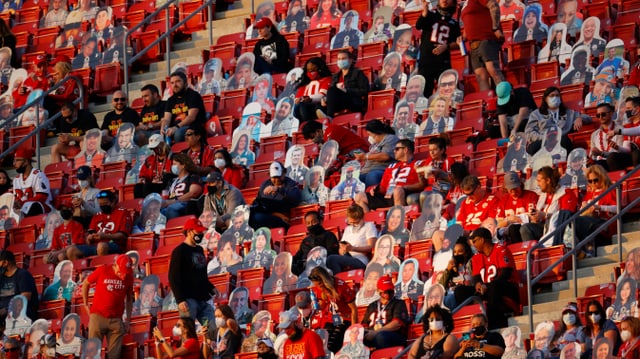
{"left": 176, "top": 338, "right": 200, "bottom": 359}
{"left": 379, "top": 160, "right": 421, "bottom": 195}
{"left": 496, "top": 190, "right": 539, "bottom": 219}
{"left": 460, "top": 0, "right": 496, "bottom": 41}
{"left": 87, "top": 264, "right": 133, "bottom": 318}
{"left": 456, "top": 192, "right": 500, "bottom": 231}
{"left": 582, "top": 189, "right": 616, "bottom": 219}
{"left": 223, "top": 166, "right": 245, "bottom": 189}
{"left": 88, "top": 208, "right": 132, "bottom": 247}
{"left": 471, "top": 243, "right": 518, "bottom": 284}
{"left": 323, "top": 124, "right": 369, "bottom": 157}
{"left": 51, "top": 220, "right": 85, "bottom": 250}
{"left": 283, "top": 329, "right": 326, "bottom": 359}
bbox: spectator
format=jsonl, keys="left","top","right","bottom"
{"left": 0, "top": 250, "right": 38, "bottom": 322}
{"left": 0, "top": 169, "right": 10, "bottom": 195}
{"left": 582, "top": 300, "right": 621, "bottom": 357}
{"left": 45, "top": 202, "right": 84, "bottom": 264}
{"left": 153, "top": 318, "right": 203, "bottom": 359}
{"left": 73, "top": 128, "right": 106, "bottom": 169}
{"left": 162, "top": 153, "right": 203, "bottom": 219}
{"left": 302, "top": 120, "right": 369, "bottom": 159}
{"left": 181, "top": 127, "right": 216, "bottom": 176}
{"left": 351, "top": 120, "right": 397, "bottom": 187}
{"left": 630, "top": 57, "right": 640, "bottom": 87}
{"left": 169, "top": 218, "right": 217, "bottom": 324}
{"left": 555, "top": 302, "right": 584, "bottom": 350}
{"left": 100, "top": 90, "right": 141, "bottom": 148}
{"left": 362, "top": 275, "right": 409, "bottom": 349}
{"left": 294, "top": 57, "right": 332, "bottom": 122}
{"left": 12, "top": 148, "right": 53, "bottom": 216}
{"left": 309, "top": 266, "right": 357, "bottom": 352}
{"left": 249, "top": 161, "right": 301, "bottom": 229}
{"left": 214, "top": 148, "right": 248, "bottom": 189}
{"left": 525, "top": 86, "right": 590, "bottom": 155}
{"left": 495, "top": 81, "right": 537, "bottom": 138}
{"left": 278, "top": 310, "right": 326, "bottom": 359}
{"left": 416, "top": 0, "right": 461, "bottom": 98}
{"left": 326, "top": 204, "right": 376, "bottom": 273}
{"left": 416, "top": 136, "right": 451, "bottom": 192}
{"left": 454, "top": 313, "right": 505, "bottom": 359}
{"left": 460, "top": 0, "right": 505, "bottom": 91}
{"left": 320, "top": 49, "right": 369, "bottom": 118}
{"left": 440, "top": 237, "right": 474, "bottom": 309}
{"left": 618, "top": 316, "right": 640, "bottom": 358}
{"left": 520, "top": 166, "right": 578, "bottom": 245}
{"left": 356, "top": 139, "right": 424, "bottom": 212}
{"left": 292, "top": 211, "right": 339, "bottom": 275}
{"left": 456, "top": 175, "right": 499, "bottom": 232}
{"left": 50, "top": 102, "right": 99, "bottom": 163}
{"left": 575, "top": 165, "right": 617, "bottom": 252}
{"left": 2, "top": 337, "right": 22, "bottom": 359}
{"left": 469, "top": 228, "right": 520, "bottom": 329}
{"left": 66, "top": 190, "right": 132, "bottom": 259}
{"left": 408, "top": 305, "right": 459, "bottom": 359}
{"left": 613, "top": 96, "right": 640, "bottom": 166}
{"left": 132, "top": 274, "right": 162, "bottom": 316}
{"left": 161, "top": 71, "right": 206, "bottom": 142}
{"left": 136, "top": 84, "right": 165, "bottom": 141}
{"left": 201, "top": 171, "right": 245, "bottom": 232}
{"left": 0, "top": 19, "right": 15, "bottom": 68}
{"left": 495, "top": 172, "right": 538, "bottom": 244}
{"left": 70, "top": 166, "right": 100, "bottom": 228}
{"left": 82, "top": 255, "right": 133, "bottom": 359}
{"left": 589, "top": 103, "right": 630, "bottom": 171}
{"left": 135, "top": 134, "right": 173, "bottom": 198}
{"left": 253, "top": 18, "right": 291, "bottom": 75}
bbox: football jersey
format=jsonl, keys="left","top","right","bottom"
{"left": 89, "top": 208, "right": 132, "bottom": 246}
{"left": 496, "top": 190, "right": 539, "bottom": 219}
{"left": 380, "top": 160, "right": 421, "bottom": 194}
{"left": 471, "top": 243, "right": 518, "bottom": 284}
{"left": 457, "top": 193, "right": 499, "bottom": 230}
{"left": 13, "top": 168, "right": 52, "bottom": 210}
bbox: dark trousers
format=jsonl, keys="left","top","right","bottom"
{"left": 325, "top": 87, "right": 365, "bottom": 116}
{"left": 294, "top": 101, "right": 321, "bottom": 122}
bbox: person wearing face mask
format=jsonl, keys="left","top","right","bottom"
{"left": 202, "top": 171, "right": 245, "bottom": 233}
{"left": 279, "top": 310, "right": 326, "bottom": 359}
{"left": 12, "top": 148, "right": 53, "bottom": 217}
{"left": 292, "top": 211, "right": 339, "bottom": 276}
{"left": 212, "top": 148, "right": 247, "bottom": 189}
{"left": 555, "top": 303, "right": 586, "bottom": 351}
{"left": 153, "top": 317, "right": 202, "bottom": 359}
{"left": 202, "top": 304, "right": 242, "bottom": 359}
{"left": 326, "top": 204, "right": 376, "bottom": 274}
{"left": 70, "top": 165, "right": 101, "bottom": 228}
{"left": 454, "top": 313, "right": 505, "bottom": 359}
{"left": 352, "top": 119, "right": 399, "bottom": 188}
{"left": 162, "top": 153, "right": 204, "bottom": 219}
{"left": 45, "top": 201, "right": 85, "bottom": 264}
{"left": 582, "top": 300, "right": 621, "bottom": 358}
{"left": 408, "top": 305, "right": 459, "bottom": 359}
{"left": 316, "top": 50, "right": 368, "bottom": 119}
{"left": 82, "top": 254, "right": 134, "bottom": 359}
{"left": 66, "top": 190, "right": 132, "bottom": 260}
{"left": 618, "top": 316, "right": 640, "bottom": 359}
{"left": 440, "top": 238, "right": 475, "bottom": 309}
{"left": 135, "top": 134, "right": 175, "bottom": 198}
{"left": 249, "top": 161, "right": 301, "bottom": 229}
{"left": 525, "top": 86, "right": 591, "bottom": 156}
{"left": 294, "top": 57, "right": 333, "bottom": 122}
{"left": 168, "top": 218, "right": 217, "bottom": 326}
{"left": 612, "top": 96, "right": 640, "bottom": 165}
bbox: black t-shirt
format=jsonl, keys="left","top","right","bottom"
{"left": 56, "top": 109, "right": 99, "bottom": 137}
{"left": 165, "top": 88, "right": 206, "bottom": 128}
{"left": 416, "top": 11, "right": 461, "bottom": 67}
{"left": 362, "top": 298, "right": 409, "bottom": 336}
{"left": 496, "top": 87, "right": 537, "bottom": 117}
{"left": 168, "top": 242, "right": 214, "bottom": 303}
{"left": 140, "top": 100, "right": 166, "bottom": 126}
{"left": 0, "top": 268, "right": 39, "bottom": 320}
{"left": 101, "top": 107, "right": 141, "bottom": 137}
{"left": 460, "top": 331, "right": 505, "bottom": 359}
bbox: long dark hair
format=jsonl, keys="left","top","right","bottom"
{"left": 214, "top": 148, "right": 233, "bottom": 168}
{"left": 538, "top": 86, "right": 567, "bottom": 116}
{"left": 297, "top": 57, "right": 332, "bottom": 88}
{"left": 583, "top": 300, "right": 606, "bottom": 335}
{"left": 422, "top": 305, "right": 454, "bottom": 333}
{"left": 180, "top": 317, "right": 198, "bottom": 339}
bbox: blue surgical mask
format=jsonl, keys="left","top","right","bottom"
{"left": 171, "top": 165, "right": 180, "bottom": 175}
{"left": 546, "top": 96, "right": 561, "bottom": 109}
{"left": 337, "top": 59, "right": 350, "bottom": 70}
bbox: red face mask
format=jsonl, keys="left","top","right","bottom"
{"left": 307, "top": 71, "right": 319, "bottom": 80}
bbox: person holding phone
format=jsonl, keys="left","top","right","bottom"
{"left": 152, "top": 317, "right": 202, "bottom": 359}
{"left": 454, "top": 313, "right": 505, "bottom": 359}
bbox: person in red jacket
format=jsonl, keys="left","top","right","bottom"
{"left": 213, "top": 148, "right": 247, "bottom": 189}
{"left": 301, "top": 120, "right": 369, "bottom": 159}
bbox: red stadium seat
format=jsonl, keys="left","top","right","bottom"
{"left": 94, "top": 63, "right": 123, "bottom": 97}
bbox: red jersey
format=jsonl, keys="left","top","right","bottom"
{"left": 456, "top": 192, "right": 499, "bottom": 230}
{"left": 537, "top": 188, "right": 578, "bottom": 213}
{"left": 311, "top": 278, "right": 355, "bottom": 326}
{"left": 379, "top": 160, "right": 421, "bottom": 195}
{"left": 624, "top": 122, "right": 640, "bottom": 149}
{"left": 323, "top": 124, "right": 369, "bottom": 157}
{"left": 178, "top": 338, "right": 201, "bottom": 359}
{"left": 582, "top": 189, "right": 616, "bottom": 219}
{"left": 49, "top": 80, "right": 79, "bottom": 105}
{"left": 51, "top": 220, "right": 85, "bottom": 250}
{"left": 460, "top": 0, "right": 496, "bottom": 41}
{"left": 471, "top": 243, "right": 518, "bottom": 284}
{"left": 139, "top": 155, "right": 172, "bottom": 183}
{"left": 283, "top": 329, "right": 326, "bottom": 359}
{"left": 295, "top": 77, "right": 331, "bottom": 100}
{"left": 183, "top": 145, "right": 216, "bottom": 169}
{"left": 86, "top": 264, "right": 133, "bottom": 318}
{"left": 88, "top": 208, "right": 132, "bottom": 247}
{"left": 496, "top": 190, "right": 538, "bottom": 219}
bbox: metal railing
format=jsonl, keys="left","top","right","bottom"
{"left": 0, "top": 76, "right": 85, "bottom": 169}
{"left": 123, "top": 0, "right": 216, "bottom": 95}
{"left": 525, "top": 166, "right": 640, "bottom": 332}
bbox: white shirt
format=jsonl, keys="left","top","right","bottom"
{"left": 341, "top": 222, "right": 377, "bottom": 265}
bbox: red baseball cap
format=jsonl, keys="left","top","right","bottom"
{"left": 115, "top": 254, "right": 133, "bottom": 278}
{"left": 35, "top": 54, "right": 47, "bottom": 65}
{"left": 377, "top": 275, "right": 394, "bottom": 292}
{"left": 14, "top": 148, "right": 34, "bottom": 160}
{"left": 255, "top": 17, "right": 273, "bottom": 29}
{"left": 184, "top": 218, "right": 207, "bottom": 232}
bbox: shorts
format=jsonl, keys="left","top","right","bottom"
{"left": 76, "top": 242, "right": 121, "bottom": 257}
{"left": 469, "top": 39, "right": 501, "bottom": 71}
{"left": 366, "top": 192, "right": 394, "bottom": 210}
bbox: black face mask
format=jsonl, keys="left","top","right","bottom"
{"left": 288, "top": 326, "right": 303, "bottom": 341}
{"left": 472, "top": 326, "right": 487, "bottom": 336}
{"left": 194, "top": 232, "right": 204, "bottom": 244}
{"left": 60, "top": 209, "right": 73, "bottom": 220}
{"left": 453, "top": 255, "right": 465, "bottom": 264}
{"left": 307, "top": 224, "right": 324, "bottom": 235}
{"left": 627, "top": 110, "right": 636, "bottom": 118}
{"left": 15, "top": 164, "right": 27, "bottom": 174}
{"left": 208, "top": 185, "right": 218, "bottom": 194}
{"left": 100, "top": 205, "right": 113, "bottom": 214}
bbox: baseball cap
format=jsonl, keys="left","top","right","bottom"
{"left": 50, "top": 54, "right": 71, "bottom": 65}
{"left": 57, "top": 199, "right": 74, "bottom": 210}
{"left": 503, "top": 171, "right": 521, "bottom": 190}
{"left": 270, "top": 162, "right": 284, "bottom": 178}
{"left": 76, "top": 165, "right": 92, "bottom": 180}
{"left": 14, "top": 148, "right": 34, "bottom": 160}
{"left": 257, "top": 337, "right": 274, "bottom": 349}
{"left": 35, "top": 54, "right": 47, "bottom": 65}
{"left": 295, "top": 291, "right": 311, "bottom": 309}
{"left": 115, "top": 254, "right": 133, "bottom": 277}
{"left": 277, "top": 310, "right": 300, "bottom": 329}
{"left": 96, "top": 190, "right": 116, "bottom": 201}
{"left": 205, "top": 171, "right": 224, "bottom": 183}
{"left": 563, "top": 302, "right": 578, "bottom": 313}
{"left": 496, "top": 81, "right": 512, "bottom": 106}
{"left": 255, "top": 17, "right": 273, "bottom": 29}
{"left": 469, "top": 227, "right": 492, "bottom": 241}
{"left": 184, "top": 218, "right": 207, "bottom": 232}
{"left": 377, "top": 275, "right": 394, "bottom": 292}
{"left": 147, "top": 134, "right": 163, "bottom": 149}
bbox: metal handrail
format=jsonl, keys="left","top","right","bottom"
{"left": 123, "top": 0, "right": 216, "bottom": 94}
{"left": 0, "top": 75, "right": 85, "bottom": 168}
{"left": 525, "top": 166, "right": 640, "bottom": 332}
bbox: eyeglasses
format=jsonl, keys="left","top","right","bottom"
{"left": 587, "top": 178, "right": 599, "bottom": 184}
{"left": 3, "top": 347, "right": 19, "bottom": 353}
{"left": 394, "top": 147, "right": 406, "bottom": 151}
{"left": 595, "top": 112, "right": 610, "bottom": 118}
{"left": 113, "top": 98, "right": 127, "bottom": 102}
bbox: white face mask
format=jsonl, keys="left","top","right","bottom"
{"left": 429, "top": 319, "right": 444, "bottom": 331}
{"left": 172, "top": 325, "right": 182, "bottom": 337}
{"left": 215, "top": 317, "right": 226, "bottom": 328}
{"left": 79, "top": 180, "right": 89, "bottom": 189}
{"left": 621, "top": 329, "right": 632, "bottom": 342}
{"left": 546, "top": 96, "right": 561, "bottom": 109}
{"left": 214, "top": 158, "right": 226, "bottom": 169}
{"left": 562, "top": 313, "right": 576, "bottom": 326}
{"left": 590, "top": 313, "right": 601, "bottom": 323}
{"left": 368, "top": 136, "right": 376, "bottom": 145}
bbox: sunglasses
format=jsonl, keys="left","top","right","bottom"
{"left": 185, "top": 132, "right": 195, "bottom": 137}
{"left": 587, "top": 178, "right": 599, "bottom": 184}
{"left": 595, "top": 112, "right": 610, "bottom": 118}
{"left": 394, "top": 147, "right": 406, "bottom": 151}
{"left": 3, "top": 347, "right": 19, "bottom": 352}
{"left": 113, "top": 98, "right": 127, "bottom": 102}
{"left": 587, "top": 311, "right": 599, "bottom": 315}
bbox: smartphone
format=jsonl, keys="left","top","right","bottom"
{"left": 462, "top": 332, "right": 471, "bottom": 341}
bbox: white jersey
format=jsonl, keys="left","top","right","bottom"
{"left": 13, "top": 168, "right": 53, "bottom": 210}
